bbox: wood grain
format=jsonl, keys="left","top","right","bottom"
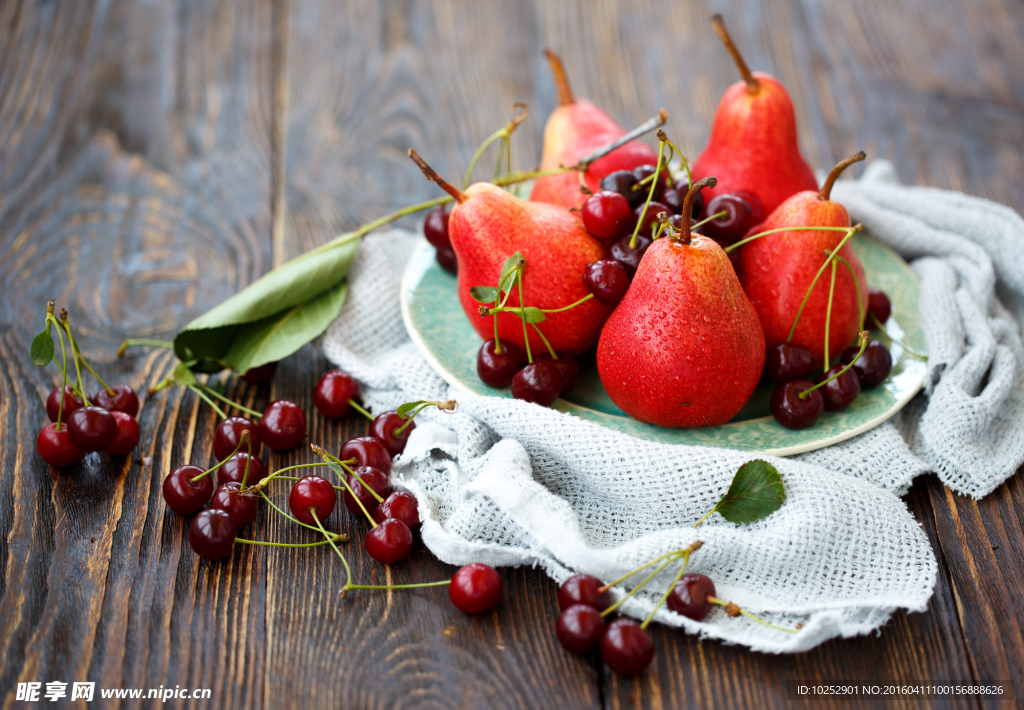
{"left": 0, "top": 0, "right": 1022, "bottom": 708}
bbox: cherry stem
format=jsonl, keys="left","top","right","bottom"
{"left": 481, "top": 292, "right": 594, "bottom": 319}
{"left": 248, "top": 462, "right": 328, "bottom": 493}
{"left": 577, "top": 167, "right": 592, "bottom": 196}
{"left": 597, "top": 541, "right": 704, "bottom": 594}
{"left": 707, "top": 596, "right": 799, "bottom": 633}
{"left": 240, "top": 431, "right": 255, "bottom": 488}
{"left": 343, "top": 580, "right": 451, "bottom": 593}
{"left": 724, "top": 224, "right": 859, "bottom": 254}
{"left": 517, "top": 277, "right": 533, "bottom": 364}
{"left": 191, "top": 431, "right": 249, "bottom": 484}
{"left": 680, "top": 177, "right": 718, "bottom": 244}
{"left": 601, "top": 555, "right": 681, "bottom": 618}
{"left": 118, "top": 338, "right": 173, "bottom": 357}
{"left": 58, "top": 310, "right": 91, "bottom": 405}
{"left": 629, "top": 135, "right": 669, "bottom": 249}
{"left": 799, "top": 331, "right": 870, "bottom": 399}
{"left": 236, "top": 535, "right": 347, "bottom": 548}
{"left": 463, "top": 103, "right": 529, "bottom": 189}
{"left": 818, "top": 151, "right": 867, "bottom": 202}
{"left": 187, "top": 385, "right": 227, "bottom": 420}
{"left": 492, "top": 304, "right": 502, "bottom": 354}
{"left": 823, "top": 260, "right": 838, "bottom": 369}
{"left": 712, "top": 15, "right": 759, "bottom": 92}
{"left": 60, "top": 314, "right": 114, "bottom": 396}
{"left": 198, "top": 383, "right": 262, "bottom": 419}
{"left": 409, "top": 149, "right": 467, "bottom": 204}
{"left": 311, "top": 508, "right": 353, "bottom": 592}
{"left": 530, "top": 323, "right": 557, "bottom": 360}
{"left": 834, "top": 255, "right": 865, "bottom": 330}
{"left": 660, "top": 135, "right": 694, "bottom": 190}
{"left": 693, "top": 506, "right": 717, "bottom": 529}
{"left": 316, "top": 451, "right": 385, "bottom": 506}
{"left": 641, "top": 552, "right": 692, "bottom": 629}
{"left": 544, "top": 49, "right": 575, "bottom": 106}
{"left": 870, "top": 313, "right": 927, "bottom": 360}
{"left": 344, "top": 472, "right": 384, "bottom": 521}
{"left": 51, "top": 316, "right": 71, "bottom": 430}
{"left": 348, "top": 399, "right": 373, "bottom": 421}
{"left": 394, "top": 400, "right": 456, "bottom": 438}
{"left": 257, "top": 489, "right": 337, "bottom": 535}
{"left": 785, "top": 226, "right": 862, "bottom": 343}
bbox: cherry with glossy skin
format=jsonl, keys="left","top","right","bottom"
{"left": 107, "top": 411, "right": 140, "bottom": 456}
{"left": 661, "top": 187, "right": 683, "bottom": 215}
{"left": 582, "top": 191, "right": 633, "bottom": 241}
{"left": 423, "top": 205, "right": 451, "bottom": 249}
{"left": 814, "top": 364, "right": 861, "bottom": 411}
{"left": 558, "top": 573, "right": 612, "bottom": 612}
{"left": 510, "top": 361, "right": 562, "bottom": 407}
{"left": 340, "top": 436, "right": 392, "bottom": 475}
{"left": 46, "top": 385, "right": 84, "bottom": 423}
{"left": 67, "top": 406, "right": 118, "bottom": 452}
{"left": 371, "top": 490, "right": 421, "bottom": 531}
{"left": 765, "top": 342, "right": 815, "bottom": 383}
{"left": 600, "top": 618, "right": 655, "bottom": 676}
{"left": 241, "top": 361, "right": 278, "bottom": 384}
{"left": 551, "top": 357, "right": 581, "bottom": 396}
{"left": 211, "top": 482, "right": 258, "bottom": 528}
{"left": 610, "top": 234, "right": 653, "bottom": 275}
{"left": 600, "top": 170, "right": 643, "bottom": 208}
{"left": 583, "top": 259, "right": 631, "bottom": 307}
{"left": 364, "top": 518, "right": 413, "bottom": 564}
{"left": 633, "top": 201, "right": 671, "bottom": 237}
{"left": 667, "top": 573, "right": 716, "bottom": 621}
{"left": 770, "top": 380, "right": 824, "bottom": 430}
{"left": 370, "top": 411, "right": 415, "bottom": 457}
{"left": 189, "top": 509, "right": 237, "bottom": 560}
{"left": 37, "top": 423, "right": 83, "bottom": 467}
{"left": 213, "top": 416, "right": 262, "bottom": 461}
{"left": 477, "top": 339, "right": 526, "bottom": 388}
{"left": 556, "top": 604, "right": 606, "bottom": 655}
{"left": 344, "top": 466, "right": 391, "bottom": 517}
{"left": 288, "top": 475, "right": 337, "bottom": 527}
{"left": 218, "top": 452, "right": 266, "bottom": 487}
{"left": 92, "top": 384, "right": 139, "bottom": 417}
{"left": 731, "top": 189, "right": 764, "bottom": 224}
{"left": 258, "top": 400, "right": 306, "bottom": 451}
{"left": 163, "top": 465, "right": 213, "bottom": 515}
{"left": 631, "top": 165, "right": 667, "bottom": 201}
{"left": 866, "top": 288, "right": 892, "bottom": 326}
{"left": 449, "top": 563, "right": 502, "bottom": 614}
{"left": 841, "top": 341, "right": 892, "bottom": 388}
{"left": 314, "top": 370, "right": 360, "bottom": 419}
{"left": 436, "top": 247, "right": 458, "bottom": 274}
{"left": 702, "top": 193, "right": 753, "bottom": 246}
{"left": 675, "top": 179, "right": 705, "bottom": 217}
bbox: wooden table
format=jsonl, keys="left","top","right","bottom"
{"left": 1, "top": 1, "right": 1022, "bottom": 708}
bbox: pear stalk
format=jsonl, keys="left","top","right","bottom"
{"left": 679, "top": 177, "right": 718, "bottom": 244}
{"left": 712, "top": 15, "right": 759, "bottom": 92}
{"left": 409, "top": 150, "right": 467, "bottom": 204}
{"left": 818, "top": 151, "right": 867, "bottom": 201}
{"left": 544, "top": 49, "right": 575, "bottom": 106}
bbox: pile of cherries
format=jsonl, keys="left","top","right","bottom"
{"left": 477, "top": 340, "right": 581, "bottom": 408}
{"left": 38, "top": 383, "right": 141, "bottom": 467}
{"left": 424, "top": 205, "right": 457, "bottom": 274}
{"left": 768, "top": 289, "right": 894, "bottom": 429}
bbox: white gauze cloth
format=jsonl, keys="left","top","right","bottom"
{"left": 321, "top": 161, "right": 1024, "bottom": 653}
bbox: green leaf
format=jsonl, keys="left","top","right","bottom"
{"left": 173, "top": 235, "right": 358, "bottom": 372}
{"left": 31, "top": 325, "right": 54, "bottom": 367}
{"left": 397, "top": 400, "right": 428, "bottom": 419}
{"left": 170, "top": 360, "right": 200, "bottom": 387}
{"left": 498, "top": 251, "right": 523, "bottom": 296}
{"left": 521, "top": 306, "right": 546, "bottom": 324}
{"left": 470, "top": 286, "right": 499, "bottom": 304}
{"left": 713, "top": 460, "right": 785, "bottom": 524}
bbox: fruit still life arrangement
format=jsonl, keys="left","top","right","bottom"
{"left": 27, "top": 14, "right": 930, "bottom": 676}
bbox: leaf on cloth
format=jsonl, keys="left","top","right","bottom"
{"left": 698, "top": 459, "right": 786, "bottom": 526}
{"left": 172, "top": 236, "right": 358, "bottom": 373}
{"left": 31, "top": 324, "right": 54, "bottom": 366}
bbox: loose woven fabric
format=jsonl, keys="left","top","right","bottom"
{"left": 321, "top": 161, "right": 1024, "bottom": 653}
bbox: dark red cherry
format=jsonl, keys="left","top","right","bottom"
{"left": 631, "top": 165, "right": 667, "bottom": 201}
{"left": 449, "top": 563, "right": 502, "bottom": 614}
{"left": 582, "top": 191, "right": 634, "bottom": 241}
{"left": 731, "top": 189, "right": 764, "bottom": 224}
{"left": 189, "top": 509, "right": 237, "bottom": 560}
{"left": 218, "top": 452, "right": 266, "bottom": 487}
{"left": 67, "top": 406, "right": 117, "bottom": 452}
{"left": 163, "top": 465, "right": 213, "bottom": 515}
{"left": 241, "top": 361, "right": 278, "bottom": 384}
{"left": 583, "top": 259, "right": 630, "bottom": 307}
{"left": 551, "top": 357, "right": 580, "bottom": 396}
{"left": 37, "top": 423, "right": 83, "bottom": 467}
{"left": 477, "top": 339, "right": 526, "bottom": 388}
{"left": 107, "top": 411, "right": 140, "bottom": 456}
{"left": 556, "top": 604, "right": 607, "bottom": 655}
{"left": 675, "top": 179, "right": 705, "bottom": 218}
{"left": 633, "top": 201, "right": 671, "bottom": 237}
{"left": 841, "top": 341, "right": 892, "bottom": 389}
{"left": 558, "top": 573, "right": 612, "bottom": 612}
{"left": 371, "top": 490, "right": 421, "bottom": 531}
{"left": 423, "top": 205, "right": 451, "bottom": 249}
{"left": 213, "top": 416, "right": 262, "bottom": 461}
{"left": 770, "top": 380, "right": 824, "bottom": 430}
{"left": 667, "top": 573, "right": 716, "bottom": 621}
{"left": 866, "top": 289, "right": 892, "bottom": 326}
{"left": 765, "top": 342, "right": 815, "bottom": 383}
{"left": 814, "top": 364, "right": 861, "bottom": 411}
{"left": 46, "top": 385, "right": 84, "bottom": 423}
{"left": 600, "top": 170, "right": 643, "bottom": 208}
{"left": 364, "top": 518, "right": 413, "bottom": 564}
{"left": 436, "top": 247, "right": 458, "bottom": 274}
{"left": 511, "top": 361, "right": 561, "bottom": 407}
{"left": 600, "top": 618, "right": 654, "bottom": 676}
{"left": 257, "top": 400, "right": 306, "bottom": 451}
{"left": 661, "top": 187, "right": 683, "bottom": 215}
{"left": 370, "top": 410, "right": 414, "bottom": 457}
{"left": 344, "top": 466, "right": 390, "bottom": 517}
{"left": 211, "top": 482, "right": 259, "bottom": 528}
{"left": 92, "top": 384, "right": 139, "bottom": 417}
{"left": 288, "top": 475, "right": 337, "bottom": 527}
{"left": 610, "top": 234, "right": 653, "bottom": 275}
{"left": 702, "top": 193, "right": 753, "bottom": 246}
{"left": 340, "top": 436, "right": 392, "bottom": 475}
{"left": 313, "top": 370, "right": 360, "bottom": 419}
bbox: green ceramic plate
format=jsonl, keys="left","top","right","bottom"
{"left": 400, "top": 234, "right": 927, "bottom": 456}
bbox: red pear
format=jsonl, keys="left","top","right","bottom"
{"left": 597, "top": 179, "right": 765, "bottom": 428}
{"left": 531, "top": 50, "right": 660, "bottom": 211}
{"left": 410, "top": 151, "right": 611, "bottom": 355}
{"left": 692, "top": 16, "right": 817, "bottom": 215}
{"left": 736, "top": 152, "right": 869, "bottom": 369}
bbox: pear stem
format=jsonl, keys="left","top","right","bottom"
{"left": 544, "top": 49, "right": 575, "bottom": 106}
{"left": 712, "top": 15, "right": 759, "bottom": 92}
{"left": 680, "top": 177, "right": 718, "bottom": 243}
{"left": 409, "top": 149, "right": 467, "bottom": 204}
{"left": 818, "top": 151, "right": 867, "bottom": 201}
